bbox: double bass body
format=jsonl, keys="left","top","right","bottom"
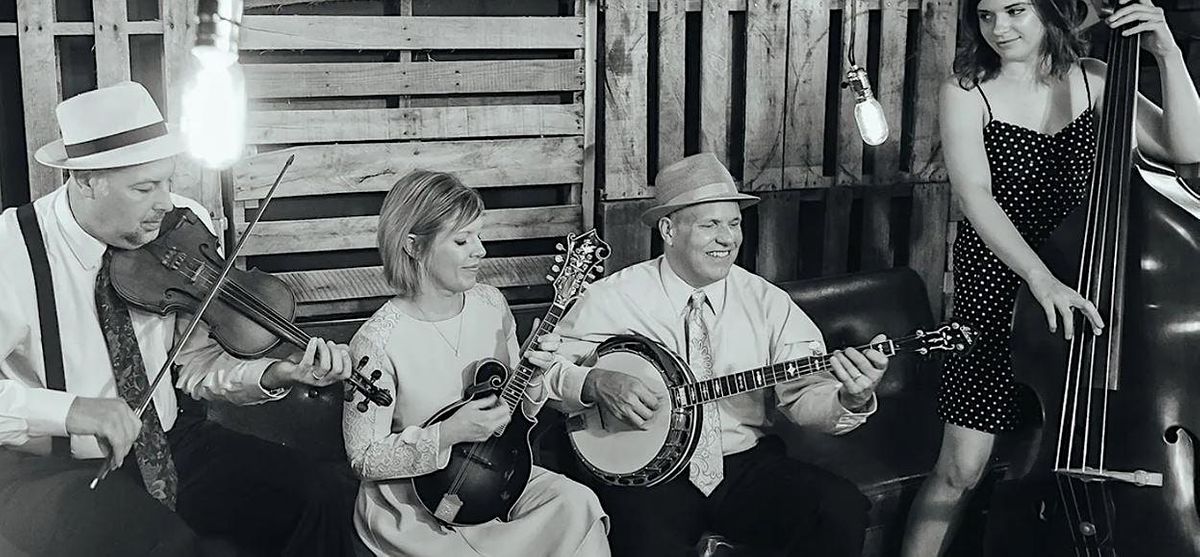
{"left": 1009, "top": 163, "right": 1200, "bottom": 554}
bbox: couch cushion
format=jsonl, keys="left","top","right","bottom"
{"left": 777, "top": 267, "right": 938, "bottom": 397}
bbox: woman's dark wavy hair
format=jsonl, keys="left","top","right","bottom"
{"left": 954, "top": 0, "right": 1088, "bottom": 88}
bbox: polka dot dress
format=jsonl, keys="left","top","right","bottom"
{"left": 938, "top": 77, "right": 1095, "bottom": 434}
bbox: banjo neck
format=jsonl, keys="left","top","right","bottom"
{"left": 671, "top": 330, "right": 943, "bottom": 408}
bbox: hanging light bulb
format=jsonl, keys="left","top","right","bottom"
{"left": 181, "top": 0, "right": 247, "bottom": 169}
{"left": 845, "top": 65, "right": 889, "bottom": 147}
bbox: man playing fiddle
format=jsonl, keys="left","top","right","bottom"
{"left": 543, "top": 153, "right": 891, "bottom": 557}
{"left": 0, "top": 82, "right": 358, "bottom": 556}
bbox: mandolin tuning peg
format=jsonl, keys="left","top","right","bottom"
{"left": 371, "top": 369, "right": 382, "bottom": 381}
{"left": 552, "top": 265, "right": 561, "bottom": 272}
{"left": 554, "top": 255, "right": 564, "bottom": 263}
{"left": 595, "top": 265, "right": 604, "bottom": 273}
{"left": 556, "top": 243, "right": 565, "bottom": 251}
{"left": 545, "top": 274, "right": 555, "bottom": 281}
{"left": 357, "top": 401, "right": 370, "bottom": 413}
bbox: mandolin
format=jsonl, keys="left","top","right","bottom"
{"left": 411, "top": 229, "right": 610, "bottom": 527}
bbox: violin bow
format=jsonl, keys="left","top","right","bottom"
{"left": 90, "top": 154, "right": 296, "bottom": 489}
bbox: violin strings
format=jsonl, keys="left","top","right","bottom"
{"left": 187, "top": 260, "right": 308, "bottom": 345}
{"left": 1055, "top": 474, "right": 1085, "bottom": 552}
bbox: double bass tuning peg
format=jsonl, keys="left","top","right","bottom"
{"left": 356, "top": 401, "right": 370, "bottom": 413}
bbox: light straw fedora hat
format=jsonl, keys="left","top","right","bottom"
{"left": 641, "top": 153, "right": 759, "bottom": 226}
{"left": 34, "top": 81, "right": 183, "bottom": 170}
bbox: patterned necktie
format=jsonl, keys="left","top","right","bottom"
{"left": 686, "top": 290, "right": 724, "bottom": 496}
{"left": 95, "top": 250, "right": 178, "bottom": 510}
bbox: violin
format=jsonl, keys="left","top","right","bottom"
{"left": 108, "top": 207, "right": 393, "bottom": 411}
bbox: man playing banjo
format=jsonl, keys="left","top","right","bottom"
{"left": 542, "top": 152, "right": 891, "bottom": 557}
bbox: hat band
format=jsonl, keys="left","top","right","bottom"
{"left": 658, "top": 181, "right": 742, "bottom": 208}
{"left": 63, "top": 121, "right": 167, "bottom": 158}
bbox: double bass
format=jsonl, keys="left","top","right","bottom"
{"left": 1007, "top": 1, "right": 1200, "bottom": 553}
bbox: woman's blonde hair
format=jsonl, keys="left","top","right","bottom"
{"left": 378, "top": 170, "right": 484, "bottom": 296}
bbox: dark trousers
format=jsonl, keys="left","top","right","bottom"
{"left": 0, "top": 413, "right": 356, "bottom": 557}
{"left": 592, "top": 436, "right": 870, "bottom": 557}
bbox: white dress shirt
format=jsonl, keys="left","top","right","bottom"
{"left": 546, "top": 256, "right": 877, "bottom": 456}
{"left": 0, "top": 185, "right": 286, "bottom": 459}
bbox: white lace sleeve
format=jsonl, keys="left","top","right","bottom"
{"left": 343, "top": 317, "right": 450, "bottom": 481}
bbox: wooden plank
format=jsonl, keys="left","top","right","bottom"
{"left": 93, "top": 0, "right": 132, "bottom": 86}
{"left": 581, "top": 0, "right": 598, "bottom": 231}
{"left": 244, "top": 0, "right": 930, "bottom": 12}
{"left": 238, "top": 206, "right": 583, "bottom": 256}
{"left": 232, "top": 136, "right": 584, "bottom": 201}
{"left": 909, "top": 182, "right": 950, "bottom": 318}
{"left": 742, "top": 0, "right": 788, "bottom": 191}
{"left": 909, "top": 0, "right": 956, "bottom": 181}
{"left": 252, "top": 98, "right": 391, "bottom": 111}
{"left": 295, "top": 298, "right": 385, "bottom": 320}
{"left": 754, "top": 191, "right": 803, "bottom": 281}
{"left": 835, "top": 2, "right": 870, "bottom": 185}
{"left": 395, "top": 0, "right": 413, "bottom": 108}
{"left": 860, "top": 189, "right": 893, "bottom": 270}
{"left": 162, "top": 0, "right": 222, "bottom": 221}
{"left": 239, "top": 16, "right": 585, "bottom": 50}
{"left": 875, "top": 0, "right": 909, "bottom": 182}
{"left": 657, "top": 0, "right": 907, "bottom": 9}
{"left": 699, "top": 0, "right": 732, "bottom": 164}
{"left": 278, "top": 255, "right": 561, "bottom": 305}
{"left": 658, "top": 0, "right": 686, "bottom": 170}
{"left": 161, "top": 1, "right": 195, "bottom": 121}
{"left": 821, "top": 186, "right": 854, "bottom": 274}
{"left": 599, "top": 199, "right": 656, "bottom": 273}
{"left": 0, "top": 21, "right": 165, "bottom": 37}
{"left": 244, "top": 60, "right": 585, "bottom": 99}
{"left": 17, "top": 0, "right": 61, "bottom": 199}
{"left": 604, "top": 0, "right": 650, "bottom": 200}
{"left": 247, "top": 104, "right": 584, "bottom": 144}
{"left": 783, "top": 0, "right": 829, "bottom": 189}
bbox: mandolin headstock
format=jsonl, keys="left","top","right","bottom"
{"left": 547, "top": 229, "right": 612, "bottom": 309}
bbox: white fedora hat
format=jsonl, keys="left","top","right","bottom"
{"left": 34, "top": 81, "right": 183, "bottom": 170}
{"left": 641, "top": 152, "right": 759, "bottom": 226}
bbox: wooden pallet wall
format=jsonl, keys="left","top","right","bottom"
{"left": 230, "top": 0, "right": 596, "bottom": 320}
{"left": 1, "top": 0, "right": 213, "bottom": 212}
{"left": 598, "top": 0, "right": 957, "bottom": 316}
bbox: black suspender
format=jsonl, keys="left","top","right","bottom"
{"left": 16, "top": 204, "right": 71, "bottom": 458}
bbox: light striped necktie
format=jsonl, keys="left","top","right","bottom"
{"left": 686, "top": 290, "right": 724, "bottom": 496}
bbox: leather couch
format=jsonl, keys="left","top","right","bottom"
{"left": 201, "top": 266, "right": 1006, "bottom": 556}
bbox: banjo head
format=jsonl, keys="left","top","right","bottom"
{"left": 567, "top": 334, "right": 700, "bottom": 487}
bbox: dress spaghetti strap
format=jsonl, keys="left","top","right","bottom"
{"left": 976, "top": 85, "right": 995, "bottom": 123}
{"left": 1080, "top": 61, "right": 1093, "bottom": 106}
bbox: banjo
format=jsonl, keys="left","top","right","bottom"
{"left": 567, "top": 322, "right": 975, "bottom": 487}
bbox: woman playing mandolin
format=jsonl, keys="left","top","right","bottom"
{"left": 343, "top": 170, "right": 609, "bottom": 557}
{"left": 902, "top": 1, "right": 1200, "bottom": 555}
